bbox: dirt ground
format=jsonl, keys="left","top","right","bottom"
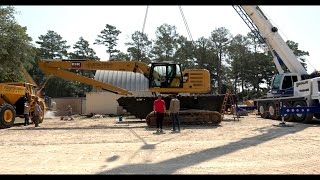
{"left": 1, "top": 112, "right": 320, "bottom": 175}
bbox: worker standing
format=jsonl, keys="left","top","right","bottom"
{"left": 33, "top": 98, "right": 42, "bottom": 127}
{"left": 67, "top": 105, "right": 74, "bottom": 120}
{"left": 23, "top": 98, "right": 30, "bottom": 126}
{"left": 153, "top": 94, "right": 166, "bottom": 134}
{"left": 169, "top": 94, "right": 181, "bottom": 132}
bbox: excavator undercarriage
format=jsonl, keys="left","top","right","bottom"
{"left": 117, "top": 94, "right": 226, "bottom": 127}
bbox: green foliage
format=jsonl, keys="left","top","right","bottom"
{"left": 210, "top": 27, "right": 232, "bottom": 94}
{"left": 34, "top": 30, "right": 78, "bottom": 98}
{"left": 36, "top": 30, "right": 70, "bottom": 59}
{"left": 194, "top": 36, "right": 218, "bottom": 88}
{"left": 125, "top": 31, "right": 152, "bottom": 64}
{"left": 69, "top": 37, "right": 100, "bottom": 96}
{"left": 95, "top": 24, "right": 121, "bottom": 59}
{"left": 286, "top": 40, "right": 309, "bottom": 70}
{"left": 0, "top": 6, "right": 36, "bottom": 83}
{"left": 111, "top": 52, "right": 130, "bottom": 61}
{"left": 44, "top": 77, "right": 81, "bottom": 97}
{"left": 151, "top": 24, "right": 180, "bottom": 62}
{"left": 174, "top": 35, "right": 196, "bottom": 69}
{"left": 69, "top": 36, "right": 99, "bottom": 60}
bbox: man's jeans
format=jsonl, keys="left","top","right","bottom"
{"left": 171, "top": 113, "right": 180, "bottom": 131}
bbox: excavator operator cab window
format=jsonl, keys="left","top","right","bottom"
{"left": 170, "top": 64, "right": 182, "bottom": 88}
{"left": 150, "top": 63, "right": 183, "bottom": 88}
{"left": 151, "top": 65, "right": 167, "bottom": 88}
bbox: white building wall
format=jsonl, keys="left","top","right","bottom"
{"left": 86, "top": 70, "right": 153, "bottom": 115}
{"left": 85, "top": 91, "right": 153, "bottom": 115}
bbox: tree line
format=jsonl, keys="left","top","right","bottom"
{"left": 0, "top": 6, "right": 310, "bottom": 101}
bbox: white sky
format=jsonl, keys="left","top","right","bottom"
{"left": 14, "top": 5, "right": 320, "bottom": 73}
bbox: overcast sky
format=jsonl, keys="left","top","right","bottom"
{"left": 14, "top": 5, "right": 320, "bottom": 73}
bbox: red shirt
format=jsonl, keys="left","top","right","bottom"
{"left": 154, "top": 99, "right": 165, "bottom": 113}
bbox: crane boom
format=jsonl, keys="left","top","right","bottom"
{"left": 240, "top": 6, "right": 307, "bottom": 75}
{"left": 233, "top": 5, "right": 320, "bottom": 124}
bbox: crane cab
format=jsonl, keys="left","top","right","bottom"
{"left": 268, "top": 73, "right": 315, "bottom": 98}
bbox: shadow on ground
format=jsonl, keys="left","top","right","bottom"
{"left": 98, "top": 122, "right": 313, "bottom": 174}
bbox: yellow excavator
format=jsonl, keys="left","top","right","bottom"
{"left": 38, "top": 59, "right": 224, "bottom": 126}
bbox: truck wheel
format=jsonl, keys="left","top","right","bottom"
{"left": 258, "top": 103, "right": 269, "bottom": 119}
{"left": 292, "top": 101, "right": 314, "bottom": 123}
{"left": 0, "top": 104, "right": 16, "bottom": 128}
{"left": 282, "top": 101, "right": 294, "bottom": 122}
{"left": 267, "top": 103, "right": 280, "bottom": 120}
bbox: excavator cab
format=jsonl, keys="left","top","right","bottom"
{"left": 149, "top": 62, "right": 183, "bottom": 89}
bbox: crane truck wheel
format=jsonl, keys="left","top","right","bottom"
{"left": 282, "top": 101, "right": 294, "bottom": 122}
{"left": 258, "top": 103, "right": 269, "bottom": 119}
{"left": 267, "top": 103, "right": 280, "bottom": 120}
{"left": 292, "top": 101, "right": 314, "bottom": 123}
{"left": 0, "top": 104, "right": 16, "bottom": 128}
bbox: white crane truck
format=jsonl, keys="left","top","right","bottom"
{"left": 234, "top": 5, "right": 320, "bottom": 123}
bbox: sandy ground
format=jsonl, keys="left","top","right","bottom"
{"left": 1, "top": 112, "right": 320, "bottom": 175}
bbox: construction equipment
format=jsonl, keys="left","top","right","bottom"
{"left": 38, "top": 59, "right": 224, "bottom": 126}
{"left": 39, "top": 5, "right": 320, "bottom": 125}
{"left": 234, "top": 6, "right": 320, "bottom": 123}
{"left": 0, "top": 82, "right": 47, "bottom": 128}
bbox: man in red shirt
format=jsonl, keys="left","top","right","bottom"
{"left": 153, "top": 94, "right": 166, "bottom": 134}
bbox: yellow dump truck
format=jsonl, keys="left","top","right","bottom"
{"left": 0, "top": 82, "right": 46, "bottom": 128}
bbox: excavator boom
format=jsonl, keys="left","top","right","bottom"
{"left": 39, "top": 59, "right": 150, "bottom": 78}
{"left": 38, "top": 59, "right": 212, "bottom": 95}
{"left": 38, "top": 59, "right": 153, "bottom": 95}
{"left": 39, "top": 65, "right": 132, "bottom": 95}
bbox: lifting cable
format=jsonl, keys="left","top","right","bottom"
{"left": 140, "top": 6, "right": 198, "bottom": 61}
{"left": 142, "top": 6, "right": 149, "bottom": 34}
{"left": 179, "top": 6, "right": 199, "bottom": 61}
{"left": 136, "top": 6, "right": 149, "bottom": 61}
{"left": 179, "top": 6, "right": 194, "bottom": 43}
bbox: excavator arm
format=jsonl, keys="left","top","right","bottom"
{"left": 39, "top": 59, "right": 151, "bottom": 78}
{"left": 38, "top": 59, "right": 151, "bottom": 95}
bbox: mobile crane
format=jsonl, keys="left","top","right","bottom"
{"left": 38, "top": 59, "right": 223, "bottom": 126}
{"left": 234, "top": 5, "right": 320, "bottom": 123}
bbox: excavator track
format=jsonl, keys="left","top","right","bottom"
{"left": 145, "top": 110, "right": 222, "bottom": 126}
{"left": 117, "top": 95, "right": 226, "bottom": 127}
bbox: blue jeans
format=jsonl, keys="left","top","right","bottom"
{"left": 171, "top": 113, "right": 180, "bottom": 131}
